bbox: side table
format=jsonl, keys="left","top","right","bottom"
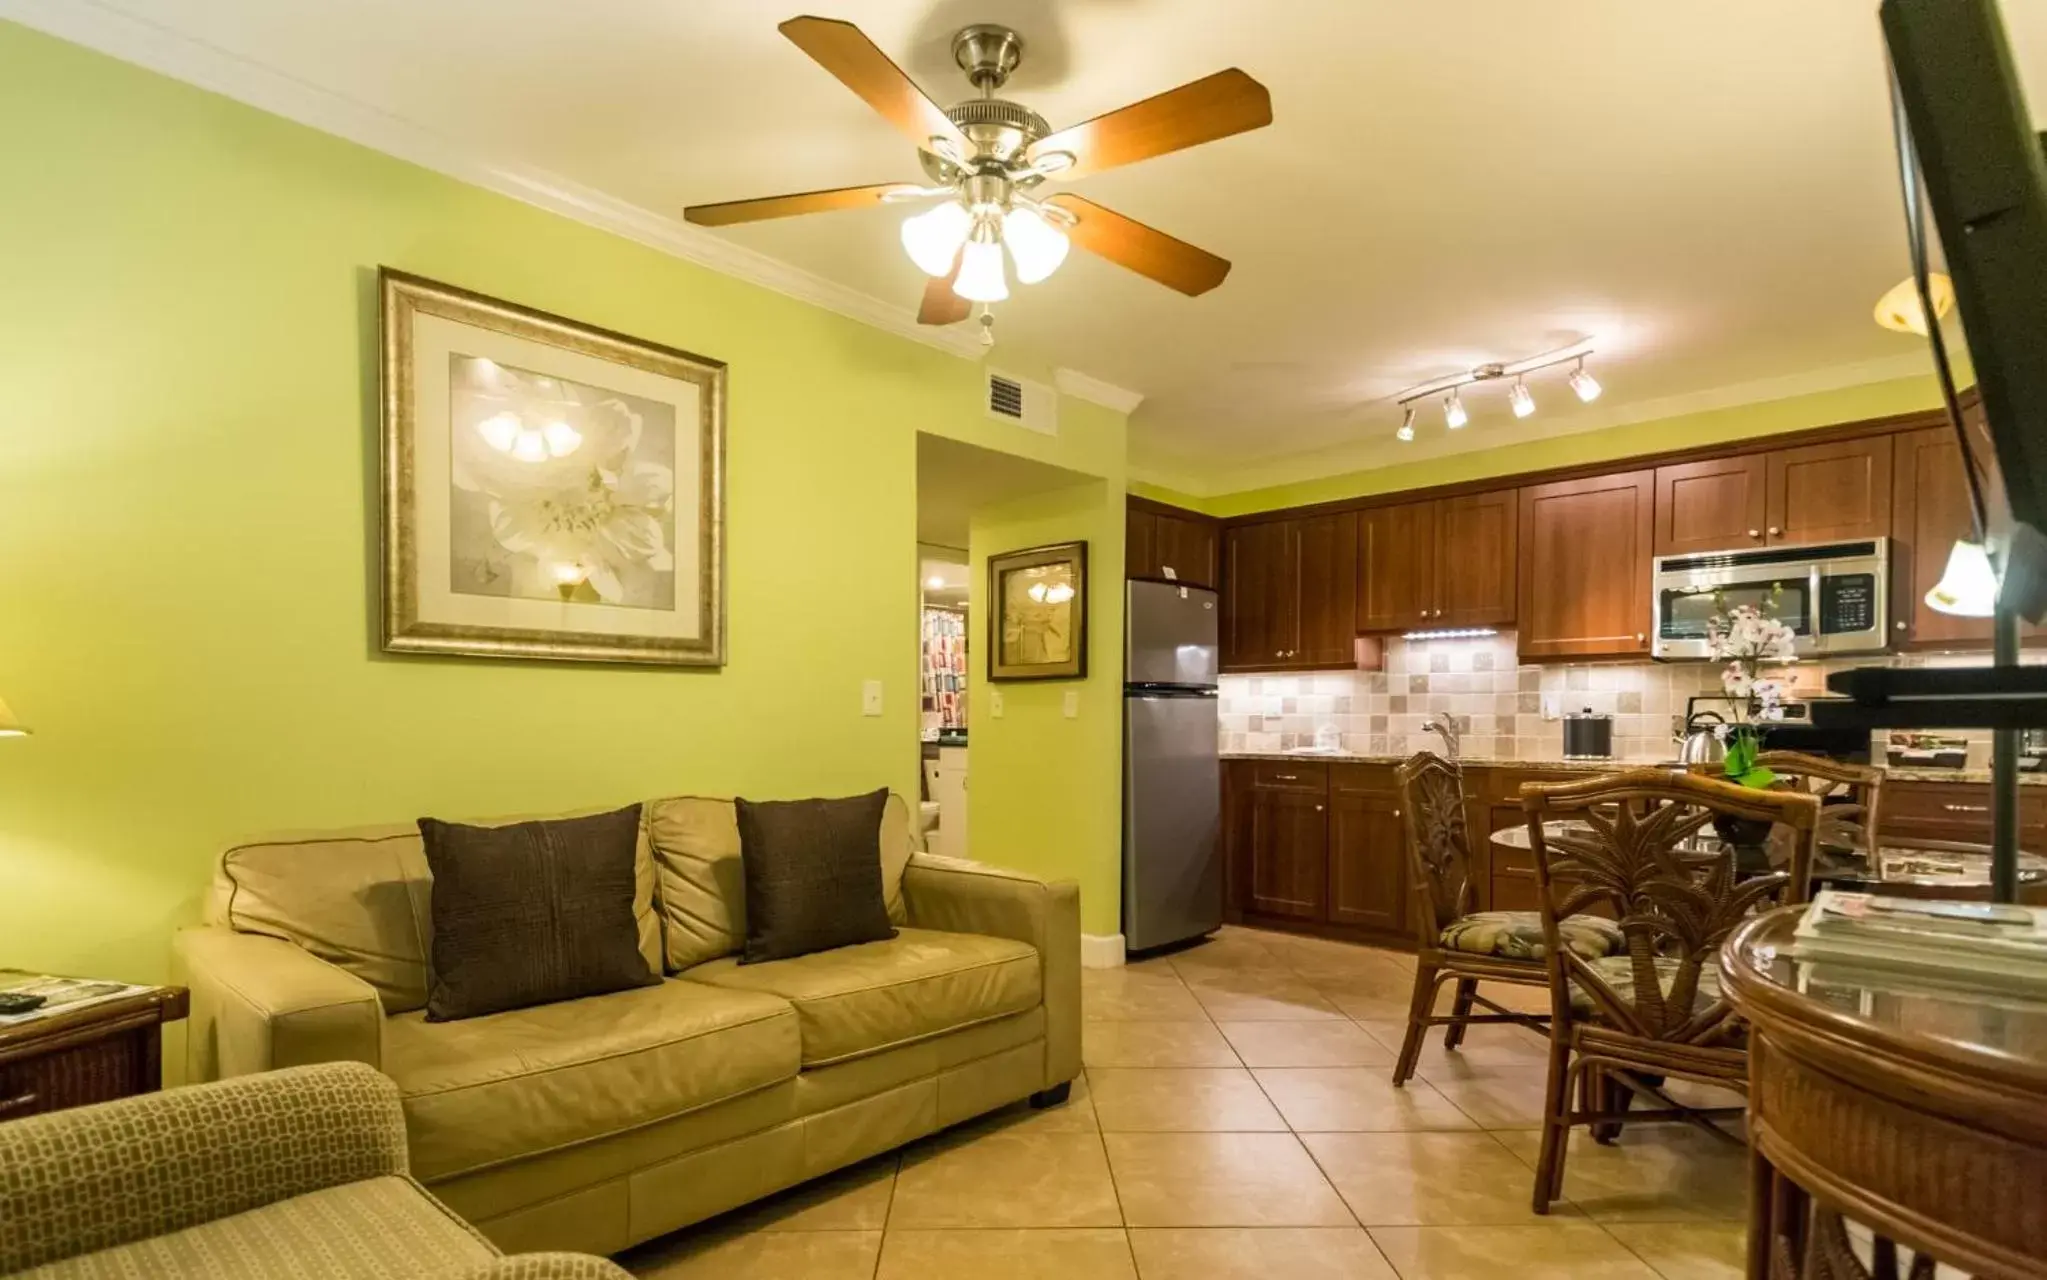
{"left": 0, "top": 985, "right": 189, "bottom": 1121}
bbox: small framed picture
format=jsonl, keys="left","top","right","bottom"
{"left": 987, "top": 541, "right": 1088, "bottom": 681}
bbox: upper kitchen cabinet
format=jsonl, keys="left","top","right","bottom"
{"left": 1222, "top": 512, "right": 1362, "bottom": 671}
{"left": 1517, "top": 470, "right": 1655, "bottom": 659}
{"left": 1891, "top": 423, "right": 1995, "bottom": 648}
{"left": 1654, "top": 454, "right": 1769, "bottom": 555}
{"left": 1355, "top": 490, "right": 1517, "bottom": 632}
{"left": 1356, "top": 500, "right": 1436, "bottom": 632}
{"left": 1766, "top": 436, "right": 1893, "bottom": 545}
{"left": 1126, "top": 499, "right": 1218, "bottom": 589}
{"left": 1437, "top": 490, "right": 1519, "bottom": 627}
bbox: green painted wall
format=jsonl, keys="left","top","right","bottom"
{"left": 0, "top": 23, "right": 1127, "bottom": 984}
{"left": 967, "top": 483, "right": 1126, "bottom": 937}
{"left": 1180, "top": 375, "right": 1942, "bottom": 518}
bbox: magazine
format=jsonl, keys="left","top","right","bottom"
{"left": 1790, "top": 891, "right": 2047, "bottom": 990}
{"left": 0, "top": 970, "right": 151, "bottom": 1025}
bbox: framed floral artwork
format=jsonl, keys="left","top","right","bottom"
{"left": 987, "top": 541, "right": 1088, "bottom": 681}
{"left": 380, "top": 269, "right": 726, "bottom": 665}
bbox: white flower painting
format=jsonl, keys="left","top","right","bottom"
{"left": 381, "top": 270, "right": 725, "bottom": 667}
{"left": 447, "top": 355, "right": 677, "bottom": 610}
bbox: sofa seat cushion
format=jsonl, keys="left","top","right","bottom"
{"left": 684, "top": 927, "right": 1040, "bottom": 1069}
{"left": 384, "top": 978, "right": 799, "bottom": 1180}
{"left": 16, "top": 1176, "right": 492, "bottom": 1280}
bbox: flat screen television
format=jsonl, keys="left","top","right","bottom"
{"left": 1883, "top": 0, "right": 2047, "bottom": 622}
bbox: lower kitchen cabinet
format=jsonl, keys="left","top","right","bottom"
{"left": 1882, "top": 779, "right": 2047, "bottom": 847}
{"left": 1224, "top": 760, "right": 1407, "bottom": 942}
{"left": 1327, "top": 765, "right": 1408, "bottom": 933}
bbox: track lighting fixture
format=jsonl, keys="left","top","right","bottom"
{"left": 1443, "top": 391, "right": 1468, "bottom": 430}
{"left": 1391, "top": 339, "right": 1599, "bottom": 441}
{"left": 1509, "top": 378, "right": 1535, "bottom": 419}
{"left": 1568, "top": 357, "right": 1601, "bottom": 403}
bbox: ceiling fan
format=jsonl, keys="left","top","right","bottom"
{"left": 684, "top": 16, "right": 1272, "bottom": 338}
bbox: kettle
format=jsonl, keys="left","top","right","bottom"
{"left": 1677, "top": 710, "right": 1728, "bottom": 766}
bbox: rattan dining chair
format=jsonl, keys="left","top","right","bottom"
{"left": 1388, "top": 752, "right": 1625, "bottom": 1087}
{"left": 1520, "top": 768, "right": 1821, "bottom": 1214}
{"left": 1753, "top": 750, "right": 1884, "bottom": 860}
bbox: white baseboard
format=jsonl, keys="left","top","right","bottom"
{"left": 1080, "top": 933, "right": 1126, "bottom": 969}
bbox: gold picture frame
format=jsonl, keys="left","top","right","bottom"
{"left": 987, "top": 541, "right": 1088, "bottom": 681}
{"left": 380, "top": 269, "right": 726, "bottom": 666}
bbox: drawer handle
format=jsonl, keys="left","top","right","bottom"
{"left": 1942, "top": 803, "right": 1990, "bottom": 813}
{"left": 1272, "top": 773, "right": 1299, "bottom": 781}
{"left": 0, "top": 1091, "right": 39, "bottom": 1117}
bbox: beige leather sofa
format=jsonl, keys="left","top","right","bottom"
{"left": 171, "top": 794, "right": 1080, "bottom": 1258}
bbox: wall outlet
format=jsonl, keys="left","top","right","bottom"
{"left": 861, "top": 680, "right": 883, "bottom": 717}
{"left": 1541, "top": 695, "right": 1560, "bottom": 720}
{"left": 1062, "top": 690, "right": 1080, "bottom": 719}
{"left": 991, "top": 689, "right": 1005, "bottom": 719}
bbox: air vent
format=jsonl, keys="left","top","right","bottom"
{"left": 984, "top": 369, "right": 1057, "bottom": 436}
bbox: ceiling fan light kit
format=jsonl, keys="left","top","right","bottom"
{"left": 1393, "top": 339, "right": 1601, "bottom": 441}
{"left": 683, "top": 16, "right": 1273, "bottom": 338}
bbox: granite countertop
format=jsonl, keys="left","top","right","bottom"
{"left": 1219, "top": 750, "right": 2047, "bottom": 784}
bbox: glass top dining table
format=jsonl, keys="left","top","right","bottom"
{"left": 1490, "top": 820, "right": 2047, "bottom": 892}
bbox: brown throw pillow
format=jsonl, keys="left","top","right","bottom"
{"left": 419, "top": 805, "right": 658, "bottom": 1021}
{"left": 737, "top": 789, "right": 898, "bottom": 964}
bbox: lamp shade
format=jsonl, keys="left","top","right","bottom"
{"left": 1925, "top": 539, "right": 1999, "bottom": 617}
{"left": 0, "top": 695, "right": 26, "bottom": 737}
{"left": 1873, "top": 272, "right": 1955, "bottom": 337}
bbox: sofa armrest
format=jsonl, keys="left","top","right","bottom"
{"left": 430, "top": 1254, "right": 635, "bottom": 1280}
{"left": 0, "top": 1061, "right": 408, "bottom": 1274}
{"left": 902, "top": 853, "right": 1080, "bottom": 1089}
{"left": 174, "top": 925, "right": 383, "bottom": 1081}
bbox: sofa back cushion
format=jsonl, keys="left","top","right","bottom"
{"left": 214, "top": 813, "right": 663, "bottom": 1014}
{"left": 647, "top": 792, "right": 914, "bottom": 972}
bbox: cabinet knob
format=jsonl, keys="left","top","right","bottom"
{"left": 1894, "top": 620, "right": 1908, "bottom": 631}
{"left": 1768, "top": 526, "right": 1782, "bottom": 536}
{"left": 1747, "top": 528, "right": 1761, "bottom": 538}
{"left": 1315, "top": 804, "right": 1324, "bottom": 812}
{"left": 1636, "top": 632, "right": 1646, "bottom": 642}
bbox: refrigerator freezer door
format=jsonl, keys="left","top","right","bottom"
{"left": 1123, "top": 692, "right": 1223, "bottom": 951}
{"left": 1126, "top": 580, "right": 1220, "bottom": 687}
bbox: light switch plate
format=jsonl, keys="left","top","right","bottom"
{"left": 991, "top": 689, "right": 1005, "bottom": 718}
{"left": 1062, "top": 690, "right": 1080, "bottom": 719}
{"left": 861, "top": 680, "right": 883, "bottom": 717}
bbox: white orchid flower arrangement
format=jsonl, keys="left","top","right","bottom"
{"left": 1704, "top": 598, "right": 1798, "bottom": 789}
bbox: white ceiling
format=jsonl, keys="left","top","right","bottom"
{"left": 38, "top": 0, "right": 2047, "bottom": 493}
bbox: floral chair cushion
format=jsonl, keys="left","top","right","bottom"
{"left": 1438, "top": 911, "right": 1624, "bottom": 962}
{"left": 1568, "top": 953, "right": 1723, "bottom": 1016}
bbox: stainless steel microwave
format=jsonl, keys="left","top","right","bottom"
{"left": 1651, "top": 538, "right": 1889, "bottom": 660}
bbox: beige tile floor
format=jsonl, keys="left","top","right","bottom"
{"left": 623, "top": 925, "right": 1747, "bottom": 1280}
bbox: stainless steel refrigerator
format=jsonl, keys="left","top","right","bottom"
{"left": 1122, "top": 579, "right": 1223, "bottom": 953}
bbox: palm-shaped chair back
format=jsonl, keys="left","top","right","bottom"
{"left": 1752, "top": 750, "right": 1883, "bottom": 858}
{"left": 1522, "top": 769, "right": 1820, "bottom": 1044}
{"left": 1395, "top": 752, "right": 1475, "bottom": 946}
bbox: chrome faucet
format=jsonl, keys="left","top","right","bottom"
{"left": 1422, "top": 716, "right": 1461, "bottom": 760}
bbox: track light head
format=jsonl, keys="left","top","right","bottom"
{"left": 1569, "top": 358, "right": 1602, "bottom": 403}
{"left": 1509, "top": 377, "right": 1535, "bottom": 419}
{"left": 1444, "top": 391, "right": 1468, "bottom": 430}
{"left": 1396, "top": 405, "right": 1416, "bottom": 442}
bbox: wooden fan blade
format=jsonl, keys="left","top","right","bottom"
{"left": 1046, "top": 195, "right": 1231, "bottom": 296}
{"left": 1029, "top": 69, "right": 1271, "bottom": 181}
{"left": 918, "top": 256, "right": 971, "bottom": 325}
{"left": 684, "top": 182, "right": 907, "bottom": 227}
{"left": 780, "top": 16, "right": 970, "bottom": 155}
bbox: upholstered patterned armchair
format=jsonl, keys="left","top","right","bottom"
{"left": 0, "top": 1062, "right": 629, "bottom": 1279}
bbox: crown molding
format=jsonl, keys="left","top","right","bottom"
{"left": 1053, "top": 368, "right": 1144, "bottom": 416}
{"left": 3, "top": 0, "right": 996, "bottom": 360}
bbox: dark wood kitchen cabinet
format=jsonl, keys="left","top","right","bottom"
{"left": 1654, "top": 454, "right": 1769, "bottom": 555}
{"left": 1242, "top": 763, "right": 1328, "bottom": 921}
{"left": 1223, "top": 513, "right": 1358, "bottom": 671}
{"left": 1127, "top": 500, "right": 1217, "bottom": 589}
{"left": 1356, "top": 491, "right": 1516, "bottom": 633}
{"left": 1891, "top": 423, "right": 1993, "bottom": 648}
{"left": 1766, "top": 436, "right": 1893, "bottom": 545}
{"left": 1327, "top": 764, "right": 1407, "bottom": 933}
{"left": 1516, "top": 470, "right": 1655, "bottom": 660}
